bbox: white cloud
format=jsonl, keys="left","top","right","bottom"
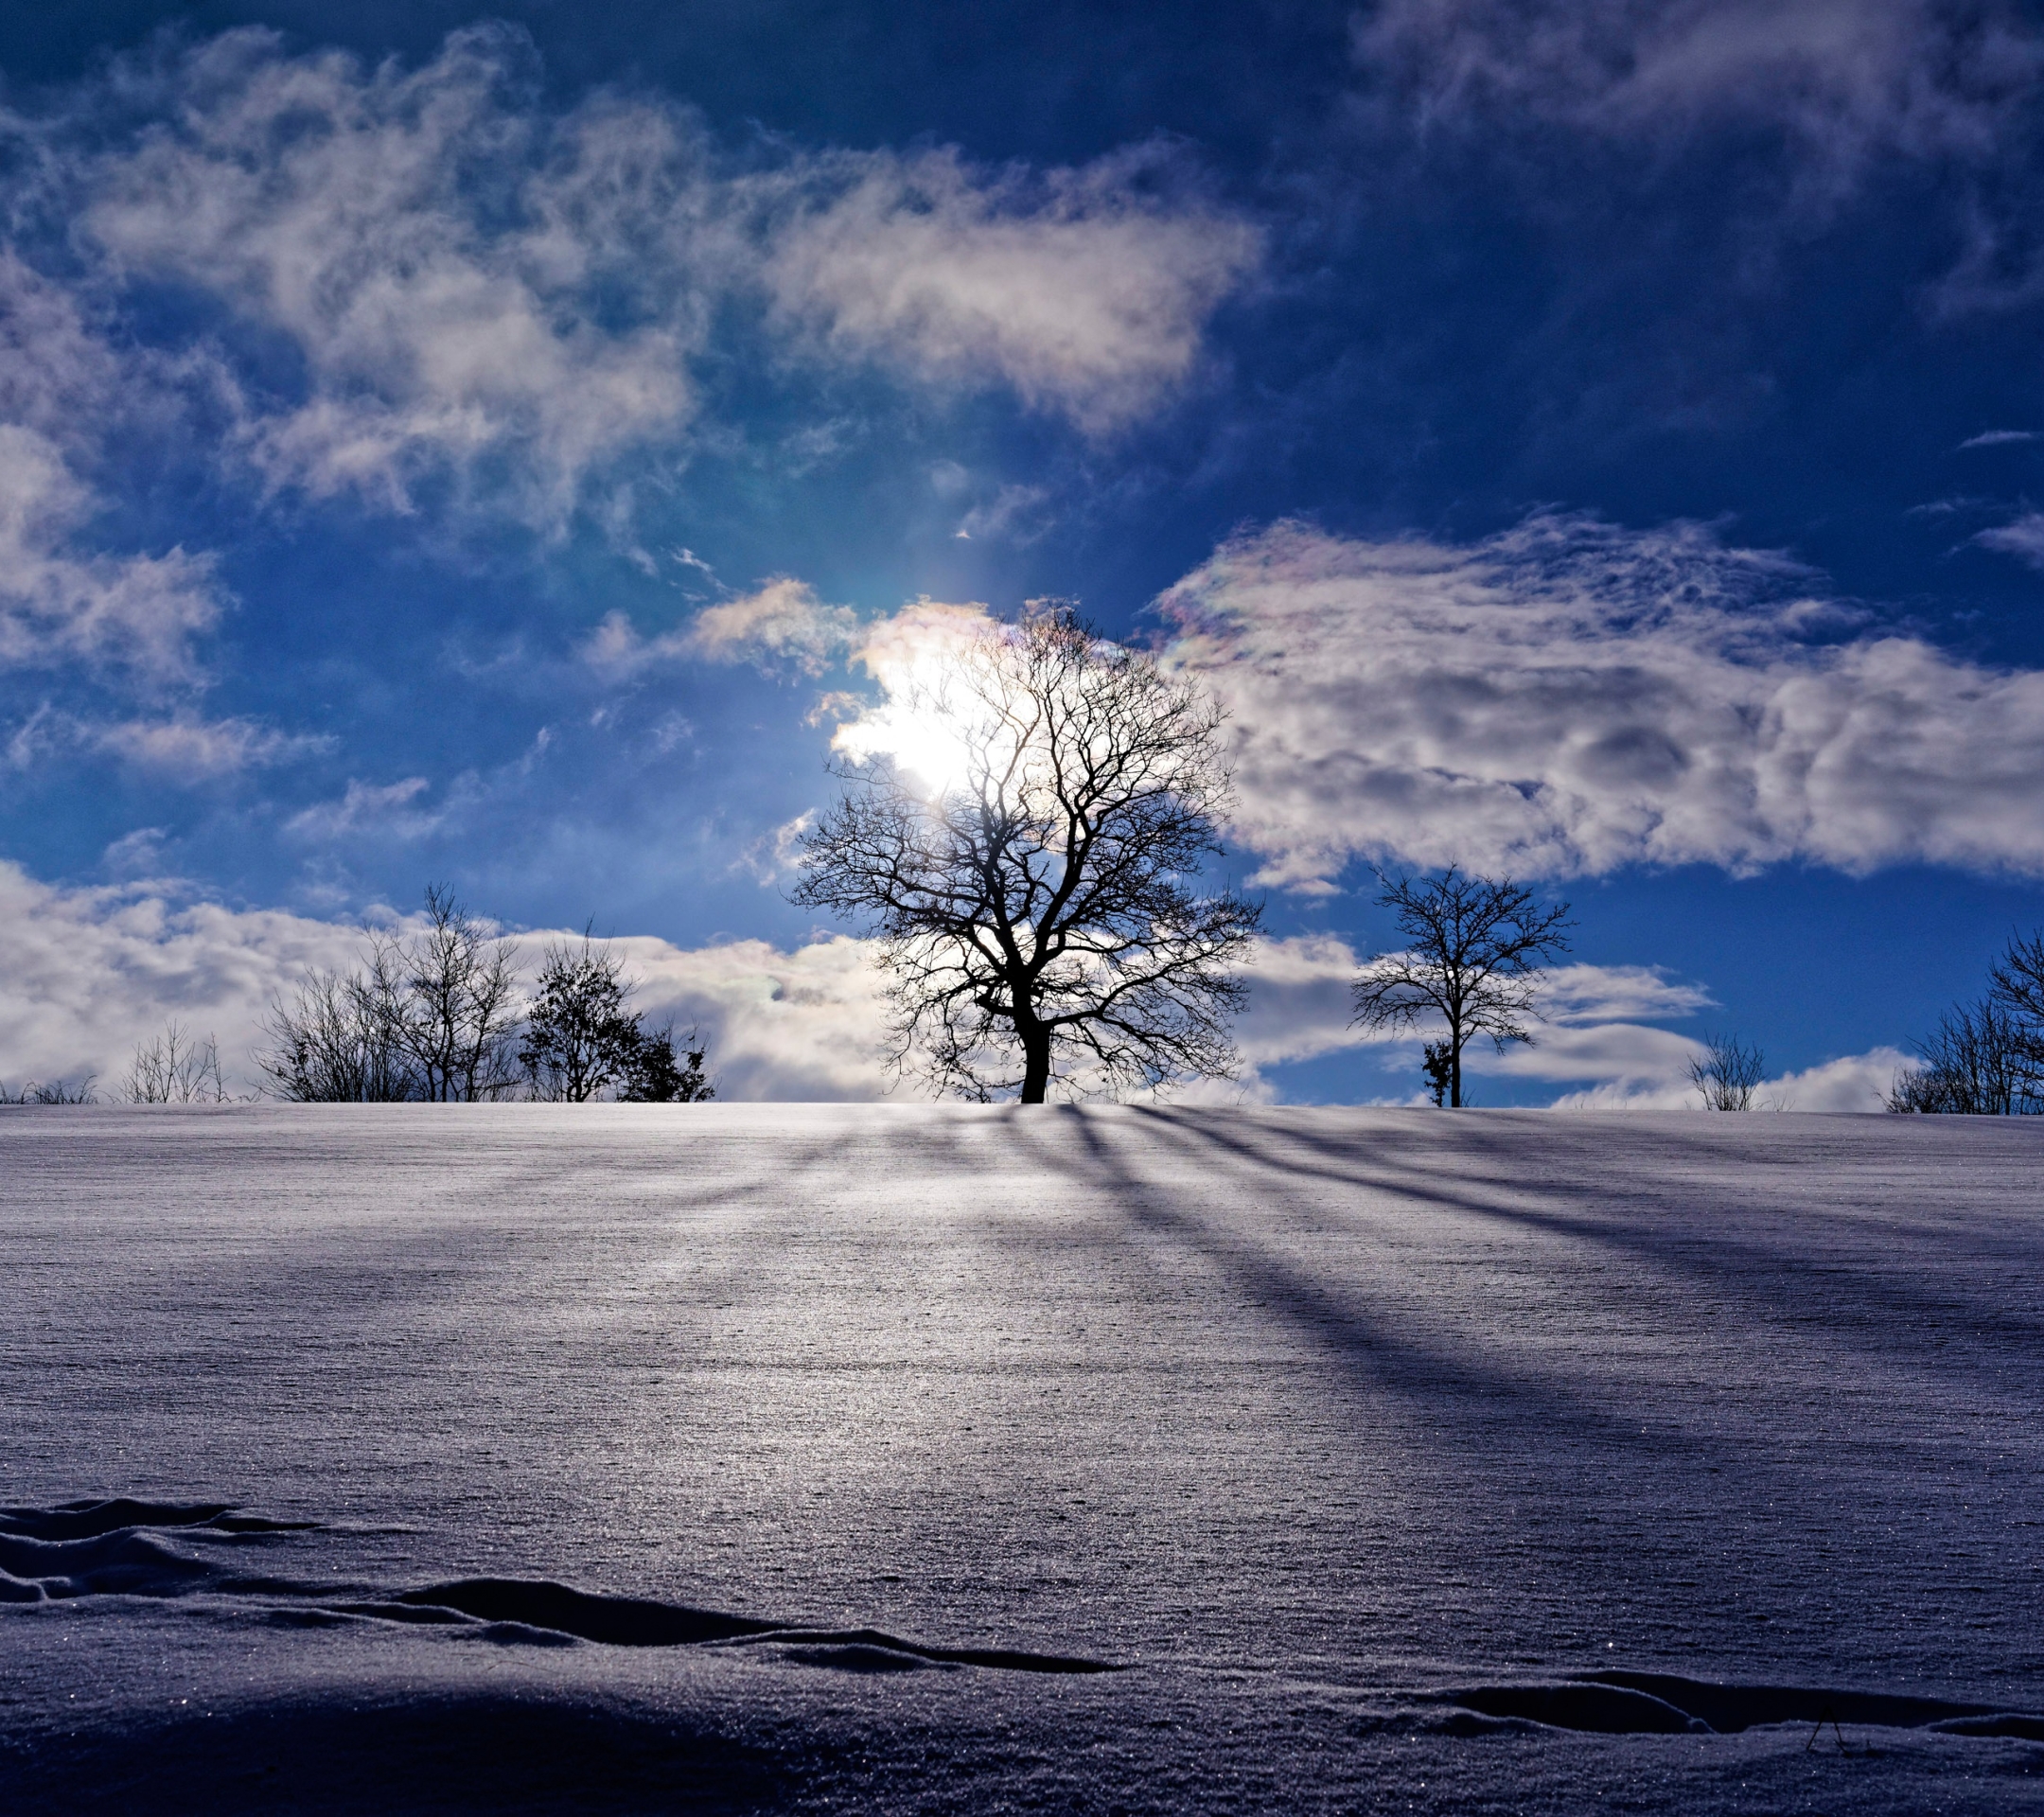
{"left": 0, "top": 859, "right": 1904, "bottom": 1108}
{"left": 586, "top": 578, "right": 862, "bottom": 679}
{"left": 1354, "top": 0, "right": 2044, "bottom": 202}
{"left": 284, "top": 777, "right": 438, "bottom": 842}
{"left": 82, "top": 26, "right": 703, "bottom": 531}
{"left": 1960, "top": 429, "right": 2040, "bottom": 449}
{"left": 2, "top": 706, "right": 319, "bottom": 780}
{"left": 0, "top": 863, "right": 373, "bottom": 1097}
{"left": 1224, "top": 933, "right": 1723, "bottom": 1105}
{"left": 58, "top": 29, "right": 1255, "bottom": 534}
{"left": 613, "top": 933, "right": 891, "bottom": 1101}
{"left": 1549, "top": 1044, "right": 1908, "bottom": 1110}
{"left": 1157, "top": 513, "right": 2044, "bottom": 888}
{"left": 759, "top": 144, "right": 1259, "bottom": 435}
{"left": 1975, "top": 512, "right": 2044, "bottom": 569}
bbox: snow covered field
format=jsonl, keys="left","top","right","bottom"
{"left": 2, "top": 1104, "right": 2040, "bottom": 1813}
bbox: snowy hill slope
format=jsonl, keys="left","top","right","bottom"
{"left": 1, "top": 1104, "right": 2039, "bottom": 1812}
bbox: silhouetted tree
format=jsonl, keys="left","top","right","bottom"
{"left": 520, "top": 934, "right": 640, "bottom": 1102}
{"left": 125, "top": 1020, "right": 228, "bottom": 1103}
{"left": 1352, "top": 866, "right": 1575, "bottom": 1108}
{"left": 0, "top": 1074, "right": 97, "bottom": 1104}
{"left": 256, "top": 886, "right": 519, "bottom": 1103}
{"left": 616, "top": 1023, "right": 714, "bottom": 1103}
{"left": 1420, "top": 1040, "right": 1454, "bottom": 1108}
{"left": 792, "top": 604, "right": 1260, "bottom": 1103}
{"left": 1689, "top": 1032, "right": 1766, "bottom": 1111}
{"left": 256, "top": 961, "right": 419, "bottom": 1103}
{"left": 392, "top": 885, "right": 522, "bottom": 1102}
{"left": 520, "top": 934, "right": 714, "bottom": 1103}
{"left": 1888, "top": 997, "right": 2037, "bottom": 1115}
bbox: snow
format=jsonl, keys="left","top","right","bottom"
{"left": 2, "top": 1103, "right": 2040, "bottom": 1812}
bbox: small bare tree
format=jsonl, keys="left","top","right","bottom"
{"left": 1689, "top": 1032, "right": 1765, "bottom": 1111}
{"left": 1351, "top": 866, "right": 1575, "bottom": 1108}
{"left": 125, "top": 1020, "right": 228, "bottom": 1103}
{"left": 792, "top": 604, "right": 1260, "bottom": 1103}
{"left": 1, "top": 1074, "right": 97, "bottom": 1104}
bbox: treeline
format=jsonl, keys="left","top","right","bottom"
{"left": 1888, "top": 931, "right": 2043, "bottom": 1115}
{"left": 257, "top": 887, "right": 713, "bottom": 1104}
{"left": 2, "top": 887, "right": 714, "bottom": 1107}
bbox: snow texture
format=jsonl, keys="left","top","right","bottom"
{"left": 1, "top": 1103, "right": 2039, "bottom": 1812}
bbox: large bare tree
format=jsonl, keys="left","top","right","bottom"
{"left": 1351, "top": 866, "right": 1575, "bottom": 1108}
{"left": 791, "top": 605, "right": 1260, "bottom": 1103}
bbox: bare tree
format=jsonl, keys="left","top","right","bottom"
{"left": 255, "top": 886, "right": 520, "bottom": 1103}
{"left": 1888, "top": 997, "right": 2038, "bottom": 1115}
{"left": 391, "top": 885, "right": 522, "bottom": 1102}
{"left": 1987, "top": 928, "right": 2044, "bottom": 1087}
{"left": 1689, "top": 1032, "right": 1766, "bottom": 1111}
{"left": 256, "top": 961, "right": 419, "bottom": 1103}
{"left": 792, "top": 604, "right": 1261, "bottom": 1103}
{"left": 1351, "top": 866, "right": 1575, "bottom": 1108}
{"left": 1, "top": 1074, "right": 98, "bottom": 1104}
{"left": 125, "top": 1020, "right": 228, "bottom": 1103}
{"left": 617, "top": 1023, "right": 715, "bottom": 1103}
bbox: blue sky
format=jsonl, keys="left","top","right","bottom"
{"left": 4, "top": 0, "right": 2044, "bottom": 1104}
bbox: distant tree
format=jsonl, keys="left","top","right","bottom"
{"left": 1887, "top": 929, "right": 2044, "bottom": 1116}
{"left": 125, "top": 1020, "right": 228, "bottom": 1104}
{"left": 0, "top": 1074, "right": 98, "bottom": 1105}
{"left": 616, "top": 1023, "right": 714, "bottom": 1103}
{"left": 1420, "top": 1040, "right": 1454, "bottom": 1108}
{"left": 520, "top": 934, "right": 640, "bottom": 1102}
{"left": 792, "top": 604, "right": 1260, "bottom": 1103}
{"left": 1888, "top": 997, "right": 2037, "bottom": 1115}
{"left": 1987, "top": 929, "right": 2044, "bottom": 1084}
{"left": 392, "top": 885, "right": 522, "bottom": 1102}
{"left": 256, "top": 886, "right": 520, "bottom": 1103}
{"left": 1689, "top": 1032, "right": 1766, "bottom": 1112}
{"left": 520, "top": 934, "right": 714, "bottom": 1103}
{"left": 1352, "top": 866, "right": 1575, "bottom": 1108}
{"left": 256, "top": 961, "right": 419, "bottom": 1103}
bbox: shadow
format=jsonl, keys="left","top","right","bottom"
{"left": 0, "top": 1693, "right": 785, "bottom": 1815}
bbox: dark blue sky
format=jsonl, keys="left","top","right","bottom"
{"left": 4, "top": 0, "right": 2043, "bottom": 1103}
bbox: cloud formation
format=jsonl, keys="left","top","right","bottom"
{"left": 1355, "top": 0, "right": 2044, "bottom": 199}
{"left": 0, "top": 258, "right": 225, "bottom": 687}
{"left": 1156, "top": 514, "right": 2044, "bottom": 888}
{"left": 587, "top": 579, "right": 862, "bottom": 679}
{"left": 2, "top": 864, "right": 1801, "bottom": 1107}
{"left": 52, "top": 27, "right": 1256, "bottom": 531}
{"left": 761, "top": 145, "right": 1259, "bottom": 435}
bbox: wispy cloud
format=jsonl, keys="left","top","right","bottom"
{"left": 1974, "top": 511, "right": 2044, "bottom": 569}
{"left": 41, "top": 26, "right": 1256, "bottom": 538}
{"left": 1354, "top": 0, "right": 2044, "bottom": 203}
{"left": 1960, "top": 429, "right": 2040, "bottom": 449}
{"left": 284, "top": 777, "right": 439, "bottom": 841}
{"left": 759, "top": 143, "right": 1259, "bottom": 436}
{"left": 586, "top": 578, "right": 862, "bottom": 679}
{"left": 1158, "top": 513, "right": 2044, "bottom": 888}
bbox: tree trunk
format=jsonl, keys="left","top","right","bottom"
{"left": 1019, "top": 1024, "right": 1052, "bottom": 1103}
{"left": 1449, "top": 1028, "right": 1463, "bottom": 1109}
